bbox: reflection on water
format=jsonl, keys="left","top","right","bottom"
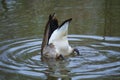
{"left": 0, "top": 0, "right": 120, "bottom": 80}
{"left": 0, "top": 35, "right": 120, "bottom": 80}
{"left": 0, "top": 0, "right": 120, "bottom": 41}
{"left": 1, "top": 0, "right": 8, "bottom": 12}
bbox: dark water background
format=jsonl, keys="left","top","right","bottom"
{"left": 0, "top": 0, "right": 120, "bottom": 80}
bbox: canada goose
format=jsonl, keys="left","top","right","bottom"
{"left": 41, "top": 13, "right": 79, "bottom": 59}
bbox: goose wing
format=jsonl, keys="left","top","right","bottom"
{"left": 48, "top": 18, "right": 72, "bottom": 55}
{"left": 49, "top": 18, "right": 72, "bottom": 44}
{"left": 41, "top": 13, "right": 59, "bottom": 54}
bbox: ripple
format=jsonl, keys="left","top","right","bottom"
{"left": 101, "top": 42, "right": 120, "bottom": 47}
{"left": 0, "top": 35, "right": 120, "bottom": 79}
{"left": 0, "top": 37, "right": 42, "bottom": 70}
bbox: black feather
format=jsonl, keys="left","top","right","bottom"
{"left": 59, "top": 18, "right": 72, "bottom": 29}
{"left": 48, "top": 18, "right": 59, "bottom": 40}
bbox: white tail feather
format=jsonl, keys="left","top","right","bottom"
{"left": 48, "top": 21, "right": 73, "bottom": 55}
{"left": 49, "top": 22, "right": 69, "bottom": 44}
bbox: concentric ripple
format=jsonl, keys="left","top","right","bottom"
{"left": 0, "top": 37, "right": 46, "bottom": 79}
{"left": 0, "top": 35, "right": 120, "bottom": 80}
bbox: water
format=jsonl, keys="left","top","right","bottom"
{"left": 0, "top": 0, "right": 120, "bottom": 80}
{"left": 0, "top": 35, "right": 120, "bottom": 80}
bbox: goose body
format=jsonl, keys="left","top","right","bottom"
{"left": 41, "top": 13, "right": 79, "bottom": 59}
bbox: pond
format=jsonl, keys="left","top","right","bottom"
{"left": 0, "top": 0, "right": 120, "bottom": 80}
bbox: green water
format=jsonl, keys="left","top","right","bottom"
{"left": 0, "top": 0, "right": 120, "bottom": 80}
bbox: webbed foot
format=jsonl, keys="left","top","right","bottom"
{"left": 57, "top": 54, "right": 65, "bottom": 60}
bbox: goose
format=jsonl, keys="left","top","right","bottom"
{"left": 41, "top": 13, "right": 79, "bottom": 59}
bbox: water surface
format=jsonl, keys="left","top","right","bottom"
{"left": 0, "top": 0, "right": 120, "bottom": 80}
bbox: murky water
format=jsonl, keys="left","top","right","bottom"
{"left": 0, "top": 0, "right": 120, "bottom": 80}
